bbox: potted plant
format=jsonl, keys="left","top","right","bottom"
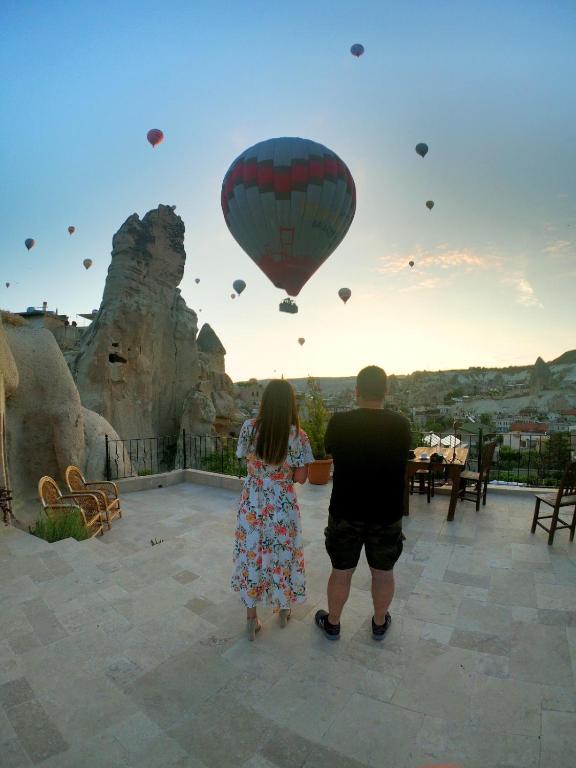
{"left": 301, "top": 376, "right": 332, "bottom": 485}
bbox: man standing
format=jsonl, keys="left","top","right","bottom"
{"left": 315, "top": 366, "right": 411, "bottom": 641}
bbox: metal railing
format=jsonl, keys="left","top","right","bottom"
{"left": 105, "top": 431, "right": 242, "bottom": 481}
{"left": 106, "top": 426, "right": 575, "bottom": 488}
{"left": 412, "top": 428, "right": 576, "bottom": 487}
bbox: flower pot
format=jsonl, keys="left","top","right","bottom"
{"left": 308, "top": 458, "right": 333, "bottom": 485}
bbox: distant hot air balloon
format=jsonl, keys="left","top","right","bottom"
{"left": 68, "top": 226, "right": 75, "bottom": 235}
{"left": 338, "top": 287, "right": 351, "bottom": 304}
{"left": 409, "top": 260, "right": 415, "bottom": 268}
{"left": 222, "top": 137, "right": 356, "bottom": 297}
{"left": 25, "top": 238, "right": 35, "bottom": 250}
{"left": 195, "top": 278, "right": 200, "bottom": 284}
{"left": 83, "top": 259, "right": 93, "bottom": 270}
{"left": 426, "top": 200, "right": 434, "bottom": 210}
{"left": 230, "top": 293, "right": 236, "bottom": 299}
{"left": 5, "top": 282, "right": 10, "bottom": 288}
{"left": 233, "top": 279, "right": 246, "bottom": 295}
{"left": 298, "top": 337, "right": 305, "bottom": 346}
{"left": 350, "top": 43, "right": 365, "bottom": 57}
{"left": 415, "top": 143, "right": 429, "bottom": 158}
{"left": 147, "top": 129, "right": 164, "bottom": 148}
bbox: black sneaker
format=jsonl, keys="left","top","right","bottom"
{"left": 314, "top": 610, "right": 341, "bottom": 641}
{"left": 372, "top": 613, "right": 391, "bottom": 641}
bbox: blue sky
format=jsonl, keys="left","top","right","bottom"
{"left": 1, "top": 0, "right": 575, "bottom": 379}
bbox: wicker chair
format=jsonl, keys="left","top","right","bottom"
{"left": 458, "top": 441, "right": 497, "bottom": 511}
{"left": 531, "top": 461, "right": 576, "bottom": 545}
{"left": 38, "top": 476, "right": 104, "bottom": 538}
{"left": 65, "top": 466, "right": 122, "bottom": 529}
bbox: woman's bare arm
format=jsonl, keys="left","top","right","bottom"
{"left": 293, "top": 466, "right": 308, "bottom": 484}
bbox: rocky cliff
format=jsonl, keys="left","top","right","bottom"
{"left": 71, "top": 205, "right": 238, "bottom": 439}
{"left": 529, "top": 356, "right": 553, "bottom": 394}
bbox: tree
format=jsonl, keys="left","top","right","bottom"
{"left": 301, "top": 376, "right": 330, "bottom": 459}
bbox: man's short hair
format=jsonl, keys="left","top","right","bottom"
{"left": 357, "top": 366, "right": 387, "bottom": 400}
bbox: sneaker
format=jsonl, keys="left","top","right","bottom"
{"left": 314, "top": 610, "right": 341, "bottom": 641}
{"left": 372, "top": 613, "right": 391, "bottom": 641}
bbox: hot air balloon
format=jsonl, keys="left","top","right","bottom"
{"left": 233, "top": 279, "right": 246, "bottom": 295}
{"left": 415, "top": 143, "right": 428, "bottom": 158}
{"left": 409, "top": 260, "right": 415, "bottom": 268}
{"left": 426, "top": 200, "right": 434, "bottom": 210}
{"left": 298, "top": 337, "right": 305, "bottom": 346}
{"left": 230, "top": 293, "right": 236, "bottom": 299}
{"left": 83, "top": 259, "right": 93, "bottom": 270}
{"left": 5, "top": 282, "right": 10, "bottom": 288}
{"left": 147, "top": 129, "right": 164, "bottom": 148}
{"left": 68, "top": 226, "right": 75, "bottom": 235}
{"left": 350, "top": 43, "right": 365, "bottom": 57}
{"left": 195, "top": 278, "right": 200, "bottom": 284}
{"left": 222, "top": 137, "right": 356, "bottom": 297}
{"left": 25, "top": 238, "right": 35, "bottom": 250}
{"left": 338, "top": 287, "right": 351, "bottom": 304}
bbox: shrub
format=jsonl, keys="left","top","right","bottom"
{"left": 301, "top": 376, "right": 330, "bottom": 459}
{"left": 30, "top": 507, "right": 90, "bottom": 542}
{"left": 200, "top": 448, "right": 242, "bottom": 476}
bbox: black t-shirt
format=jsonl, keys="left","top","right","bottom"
{"left": 325, "top": 408, "right": 412, "bottom": 524}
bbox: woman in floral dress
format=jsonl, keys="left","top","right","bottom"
{"left": 232, "top": 379, "right": 314, "bottom": 640}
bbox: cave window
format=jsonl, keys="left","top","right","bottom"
{"left": 111, "top": 342, "right": 119, "bottom": 348}
{"left": 109, "top": 353, "right": 127, "bottom": 363}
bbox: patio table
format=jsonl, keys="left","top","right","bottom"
{"left": 404, "top": 445, "right": 470, "bottom": 521}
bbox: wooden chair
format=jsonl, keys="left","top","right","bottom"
{"left": 65, "top": 466, "right": 122, "bottom": 529}
{"left": 458, "top": 441, "right": 497, "bottom": 511}
{"left": 38, "top": 476, "right": 104, "bottom": 538}
{"left": 410, "top": 462, "right": 448, "bottom": 503}
{"left": 531, "top": 461, "right": 576, "bottom": 545}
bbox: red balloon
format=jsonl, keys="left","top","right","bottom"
{"left": 147, "top": 129, "right": 164, "bottom": 148}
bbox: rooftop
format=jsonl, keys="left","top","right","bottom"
{"left": 1, "top": 481, "right": 575, "bottom": 767}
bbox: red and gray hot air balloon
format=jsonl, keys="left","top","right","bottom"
{"left": 83, "top": 259, "right": 93, "bottom": 270}
{"left": 147, "top": 129, "right": 164, "bottom": 148}
{"left": 68, "top": 226, "right": 75, "bottom": 235}
{"left": 298, "top": 337, "right": 305, "bottom": 346}
{"left": 415, "top": 143, "right": 429, "bottom": 158}
{"left": 25, "top": 238, "right": 35, "bottom": 250}
{"left": 426, "top": 200, "right": 434, "bottom": 210}
{"left": 350, "top": 43, "right": 365, "bottom": 57}
{"left": 222, "top": 137, "right": 356, "bottom": 297}
{"left": 233, "top": 279, "right": 246, "bottom": 295}
{"left": 338, "top": 287, "right": 351, "bottom": 304}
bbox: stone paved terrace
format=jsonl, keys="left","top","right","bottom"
{"left": 1, "top": 481, "right": 576, "bottom": 768}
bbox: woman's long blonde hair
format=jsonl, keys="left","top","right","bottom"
{"left": 255, "top": 380, "right": 299, "bottom": 464}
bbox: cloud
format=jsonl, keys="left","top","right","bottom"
{"left": 377, "top": 245, "right": 500, "bottom": 275}
{"left": 543, "top": 239, "right": 571, "bottom": 254}
{"left": 399, "top": 277, "right": 440, "bottom": 293}
{"left": 502, "top": 276, "right": 543, "bottom": 308}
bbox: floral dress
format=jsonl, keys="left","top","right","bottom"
{"left": 231, "top": 418, "right": 314, "bottom": 609}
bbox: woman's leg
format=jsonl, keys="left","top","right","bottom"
{"left": 246, "top": 606, "right": 257, "bottom": 619}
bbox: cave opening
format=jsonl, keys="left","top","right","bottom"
{"left": 109, "top": 353, "right": 127, "bottom": 363}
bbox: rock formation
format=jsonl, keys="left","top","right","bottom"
{"left": 72, "top": 205, "right": 240, "bottom": 439}
{"left": 2, "top": 323, "right": 121, "bottom": 526}
{"left": 0, "top": 315, "right": 19, "bottom": 495}
{"left": 529, "top": 356, "right": 553, "bottom": 394}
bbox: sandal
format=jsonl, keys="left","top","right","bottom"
{"left": 279, "top": 609, "right": 291, "bottom": 628}
{"left": 247, "top": 617, "right": 262, "bottom": 641}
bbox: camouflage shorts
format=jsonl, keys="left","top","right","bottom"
{"left": 324, "top": 515, "right": 405, "bottom": 571}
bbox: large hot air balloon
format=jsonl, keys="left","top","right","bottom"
{"left": 147, "top": 129, "right": 164, "bottom": 148}
{"left": 83, "top": 259, "right": 93, "bottom": 270}
{"left": 338, "top": 287, "right": 351, "bottom": 304}
{"left": 350, "top": 43, "right": 365, "bottom": 57}
{"left": 426, "top": 200, "right": 434, "bottom": 210}
{"left": 25, "top": 238, "right": 35, "bottom": 250}
{"left": 195, "top": 278, "right": 200, "bottom": 284}
{"left": 68, "top": 226, "right": 75, "bottom": 235}
{"left": 222, "top": 137, "right": 356, "bottom": 297}
{"left": 233, "top": 279, "right": 246, "bottom": 295}
{"left": 409, "top": 260, "right": 415, "bottom": 268}
{"left": 298, "top": 337, "right": 305, "bottom": 346}
{"left": 415, "top": 143, "right": 429, "bottom": 158}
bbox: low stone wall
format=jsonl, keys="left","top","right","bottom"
{"left": 117, "top": 468, "right": 242, "bottom": 494}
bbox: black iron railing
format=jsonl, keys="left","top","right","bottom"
{"left": 105, "top": 431, "right": 243, "bottom": 481}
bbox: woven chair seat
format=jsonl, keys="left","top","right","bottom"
{"left": 535, "top": 493, "right": 576, "bottom": 507}
{"left": 65, "top": 467, "right": 122, "bottom": 529}
{"left": 460, "top": 469, "right": 480, "bottom": 482}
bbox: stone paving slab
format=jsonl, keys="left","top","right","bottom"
{"left": 1, "top": 483, "right": 576, "bottom": 766}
